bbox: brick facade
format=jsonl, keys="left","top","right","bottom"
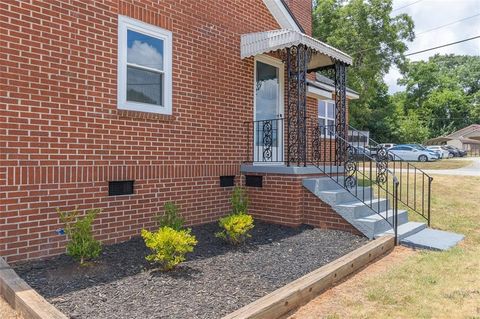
{"left": 284, "top": 0, "right": 313, "bottom": 35}
{"left": 0, "top": 0, "right": 356, "bottom": 262}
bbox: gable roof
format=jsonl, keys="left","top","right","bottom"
{"left": 447, "top": 124, "right": 480, "bottom": 139}
{"left": 262, "top": 0, "right": 303, "bottom": 32}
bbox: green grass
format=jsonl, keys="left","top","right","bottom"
{"left": 321, "top": 175, "right": 480, "bottom": 318}
{"left": 405, "top": 159, "right": 472, "bottom": 170}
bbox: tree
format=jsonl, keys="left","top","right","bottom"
{"left": 313, "top": 0, "right": 415, "bottom": 138}
{"left": 399, "top": 54, "right": 480, "bottom": 137}
{"left": 392, "top": 110, "right": 429, "bottom": 143}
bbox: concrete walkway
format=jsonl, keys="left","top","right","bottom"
{"left": 423, "top": 157, "right": 480, "bottom": 176}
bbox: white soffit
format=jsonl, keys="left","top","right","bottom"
{"left": 263, "top": 0, "right": 301, "bottom": 31}
{"left": 241, "top": 29, "right": 353, "bottom": 68}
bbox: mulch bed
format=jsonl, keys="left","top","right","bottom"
{"left": 14, "top": 222, "right": 367, "bottom": 319}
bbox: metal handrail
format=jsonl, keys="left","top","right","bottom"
{"left": 308, "top": 123, "right": 400, "bottom": 243}
{"left": 348, "top": 125, "right": 433, "bottom": 226}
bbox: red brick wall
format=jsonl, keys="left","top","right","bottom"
{"left": 284, "top": 0, "right": 313, "bottom": 35}
{"left": 0, "top": 0, "right": 346, "bottom": 262}
{"left": 245, "top": 173, "right": 359, "bottom": 234}
{"left": 303, "top": 190, "right": 362, "bottom": 235}
{"left": 0, "top": 0, "right": 282, "bottom": 262}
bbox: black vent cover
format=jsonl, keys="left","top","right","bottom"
{"left": 109, "top": 180, "right": 134, "bottom": 196}
{"left": 245, "top": 175, "right": 263, "bottom": 187}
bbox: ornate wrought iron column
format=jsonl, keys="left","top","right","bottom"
{"left": 334, "top": 61, "right": 347, "bottom": 165}
{"left": 283, "top": 44, "right": 311, "bottom": 167}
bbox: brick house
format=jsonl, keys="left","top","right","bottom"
{"left": 1, "top": 0, "right": 361, "bottom": 262}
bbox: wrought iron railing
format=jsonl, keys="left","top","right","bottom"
{"left": 243, "top": 118, "right": 433, "bottom": 240}
{"left": 245, "top": 118, "right": 284, "bottom": 163}
{"left": 348, "top": 126, "right": 433, "bottom": 226}
{"left": 308, "top": 122, "right": 400, "bottom": 242}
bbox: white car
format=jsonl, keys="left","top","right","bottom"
{"left": 427, "top": 145, "right": 451, "bottom": 159}
{"left": 388, "top": 145, "right": 438, "bottom": 162}
{"left": 378, "top": 143, "right": 396, "bottom": 149}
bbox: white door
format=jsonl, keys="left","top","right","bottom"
{"left": 254, "top": 56, "right": 284, "bottom": 163}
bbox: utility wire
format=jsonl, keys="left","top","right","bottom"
{"left": 350, "top": 13, "right": 480, "bottom": 56}
{"left": 416, "top": 13, "right": 480, "bottom": 36}
{"left": 392, "top": 0, "right": 424, "bottom": 12}
{"left": 404, "top": 35, "right": 480, "bottom": 56}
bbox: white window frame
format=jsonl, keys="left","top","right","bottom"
{"left": 117, "top": 15, "right": 173, "bottom": 115}
{"left": 318, "top": 99, "right": 336, "bottom": 138}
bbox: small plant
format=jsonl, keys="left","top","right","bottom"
{"left": 215, "top": 213, "right": 254, "bottom": 245}
{"left": 141, "top": 226, "right": 197, "bottom": 271}
{"left": 58, "top": 208, "right": 102, "bottom": 265}
{"left": 156, "top": 201, "right": 185, "bottom": 230}
{"left": 231, "top": 186, "right": 248, "bottom": 214}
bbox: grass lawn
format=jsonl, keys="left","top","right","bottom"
{"left": 291, "top": 175, "right": 480, "bottom": 319}
{"left": 404, "top": 159, "right": 472, "bottom": 170}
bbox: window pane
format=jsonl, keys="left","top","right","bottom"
{"left": 327, "top": 102, "right": 335, "bottom": 118}
{"left": 318, "top": 101, "right": 326, "bottom": 117}
{"left": 327, "top": 119, "right": 335, "bottom": 136}
{"left": 255, "top": 61, "right": 279, "bottom": 121}
{"left": 127, "top": 30, "right": 164, "bottom": 70}
{"left": 127, "top": 66, "right": 163, "bottom": 105}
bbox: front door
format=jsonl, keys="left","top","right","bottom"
{"left": 254, "top": 56, "right": 284, "bottom": 163}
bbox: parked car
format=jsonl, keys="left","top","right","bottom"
{"left": 443, "top": 145, "right": 467, "bottom": 157}
{"left": 387, "top": 145, "right": 438, "bottom": 162}
{"left": 378, "top": 143, "right": 396, "bottom": 149}
{"left": 451, "top": 146, "right": 468, "bottom": 157}
{"left": 440, "top": 145, "right": 458, "bottom": 158}
{"left": 350, "top": 146, "right": 374, "bottom": 161}
{"left": 427, "top": 145, "right": 451, "bottom": 159}
{"left": 407, "top": 144, "right": 441, "bottom": 160}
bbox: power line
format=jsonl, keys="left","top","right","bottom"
{"left": 416, "top": 13, "right": 480, "bottom": 36}
{"left": 350, "top": 13, "right": 480, "bottom": 56}
{"left": 405, "top": 35, "right": 480, "bottom": 56}
{"left": 392, "top": 0, "right": 424, "bottom": 12}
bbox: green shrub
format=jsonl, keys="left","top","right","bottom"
{"left": 156, "top": 201, "right": 185, "bottom": 230}
{"left": 215, "top": 213, "right": 254, "bottom": 245}
{"left": 141, "top": 226, "right": 197, "bottom": 271}
{"left": 58, "top": 208, "right": 102, "bottom": 265}
{"left": 231, "top": 186, "right": 248, "bottom": 214}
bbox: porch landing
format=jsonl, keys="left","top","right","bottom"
{"left": 240, "top": 164, "right": 344, "bottom": 175}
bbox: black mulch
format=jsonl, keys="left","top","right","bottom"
{"left": 13, "top": 222, "right": 367, "bottom": 319}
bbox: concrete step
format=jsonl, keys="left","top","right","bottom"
{"left": 401, "top": 228, "right": 464, "bottom": 251}
{"left": 315, "top": 187, "right": 374, "bottom": 206}
{"left": 356, "top": 209, "right": 409, "bottom": 234}
{"left": 335, "top": 198, "right": 390, "bottom": 219}
{"left": 376, "top": 221, "right": 427, "bottom": 240}
{"left": 303, "top": 177, "right": 346, "bottom": 192}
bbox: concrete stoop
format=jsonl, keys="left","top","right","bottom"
{"left": 303, "top": 177, "right": 464, "bottom": 251}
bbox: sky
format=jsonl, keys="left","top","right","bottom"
{"left": 385, "top": 0, "right": 480, "bottom": 94}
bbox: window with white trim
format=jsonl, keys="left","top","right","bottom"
{"left": 318, "top": 100, "right": 335, "bottom": 137}
{"left": 118, "top": 16, "right": 172, "bottom": 115}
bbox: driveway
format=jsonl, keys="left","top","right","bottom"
{"left": 423, "top": 157, "right": 480, "bottom": 176}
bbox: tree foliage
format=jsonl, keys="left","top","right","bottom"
{"left": 313, "top": 0, "right": 415, "bottom": 135}
{"left": 398, "top": 54, "right": 480, "bottom": 138}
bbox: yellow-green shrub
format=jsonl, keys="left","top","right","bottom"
{"left": 215, "top": 213, "right": 254, "bottom": 245}
{"left": 141, "top": 226, "right": 197, "bottom": 271}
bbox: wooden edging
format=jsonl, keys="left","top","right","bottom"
{"left": 223, "top": 236, "right": 395, "bottom": 319}
{"left": 0, "top": 257, "right": 67, "bottom": 319}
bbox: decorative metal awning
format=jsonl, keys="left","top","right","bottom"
{"left": 240, "top": 29, "right": 353, "bottom": 69}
